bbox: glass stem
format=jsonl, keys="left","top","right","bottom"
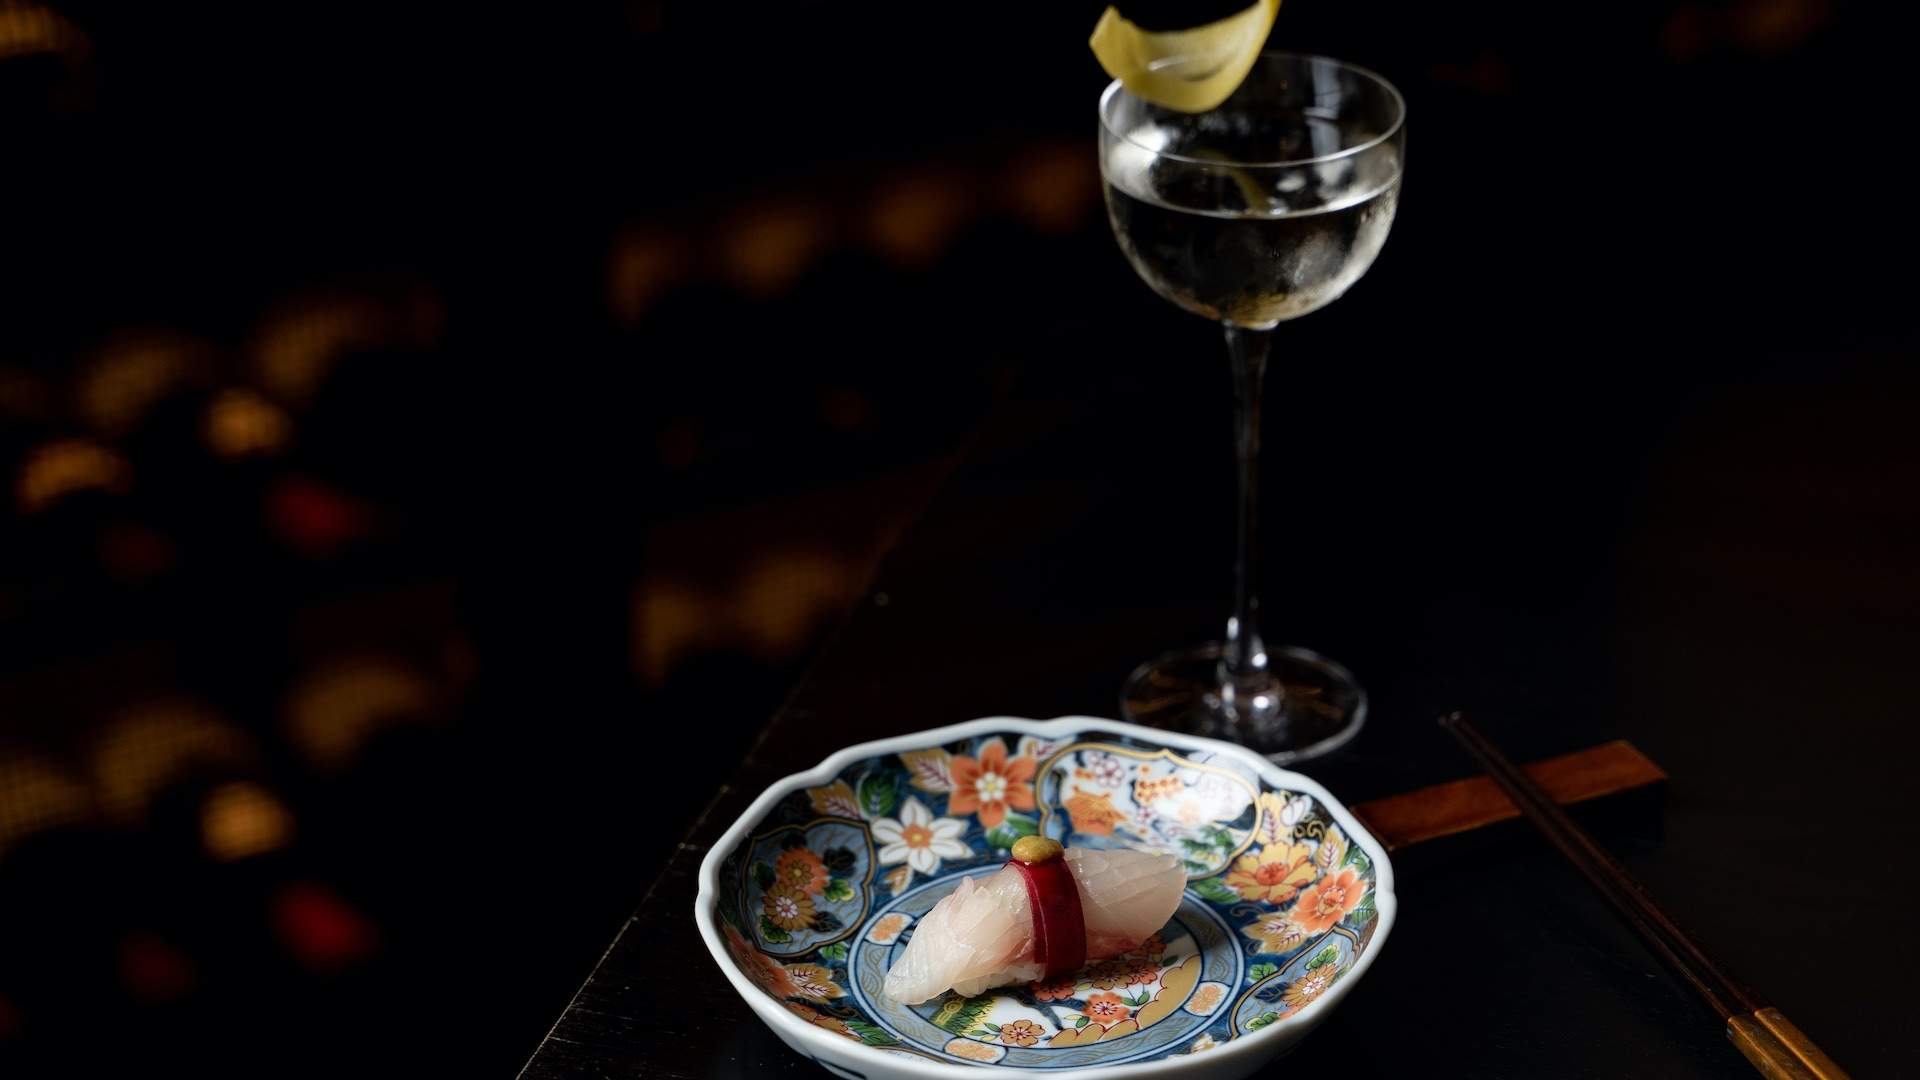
{"left": 1223, "top": 323, "right": 1271, "bottom": 682}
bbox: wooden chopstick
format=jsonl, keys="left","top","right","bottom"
{"left": 1436, "top": 712, "right": 1852, "bottom": 1080}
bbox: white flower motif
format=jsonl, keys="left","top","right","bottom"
{"left": 871, "top": 796, "right": 970, "bottom": 875}
{"left": 977, "top": 771, "right": 1012, "bottom": 805}
{"left": 1188, "top": 1034, "right": 1218, "bottom": 1054}
{"left": 1082, "top": 751, "right": 1127, "bottom": 788}
{"left": 1279, "top": 793, "right": 1312, "bottom": 829}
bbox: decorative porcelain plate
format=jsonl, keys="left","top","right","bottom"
{"left": 695, "top": 717, "right": 1395, "bottom": 1080}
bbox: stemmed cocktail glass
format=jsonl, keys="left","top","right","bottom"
{"left": 1100, "top": 51, "right": 1405, "bottom": 761}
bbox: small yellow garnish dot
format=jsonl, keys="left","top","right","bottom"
{"left": 1012, "top": 836, "right": 1064, "bottom": 864}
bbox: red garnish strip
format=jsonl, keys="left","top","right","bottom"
{"left": 1008, "top": 856, "right": 1086, "bottom": 980}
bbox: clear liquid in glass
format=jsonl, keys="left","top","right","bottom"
{"left": 1104, "top": 124, "right": 1400, "bottom": 328}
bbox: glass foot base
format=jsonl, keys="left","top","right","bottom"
{"left": 1118, "top": 642, "right": 1367, "bottom": 764}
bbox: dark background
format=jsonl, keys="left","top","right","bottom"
{"left": 2, "top": 0, "right": 1915, "bottom": 1075}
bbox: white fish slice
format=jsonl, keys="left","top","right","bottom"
{"left": 883, "top": 847, "right": 1184, "bottom": 1004}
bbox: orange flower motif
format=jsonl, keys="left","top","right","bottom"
{"left": 867, "top": 912, "right": 910, "bottom": 945}
{"left": 1292, "top": 868, "right": 1367, "bottom": 933}
{"left": 948, "top": 1040, "right": 1004, "bottom": 1062}
{"left": 947, "top": 738, "right": 1037, "bottom": 829}
{"left": 1065, "top": 790, "right": 1124, "bottom": 836}
{"left": 1031, "top": 976, "right": 1079, "bottom": 1001}
{"left": 999, "top": 1019, "right": 1045, "bottom": 1046}
{"left": 762, "top": 885, "right": 816, "bottom": 931}
{"left": 776, "top": 847, "right": 829, "bottom": 894}
{"left": 1187, "top": 983, "right": 1226, "bottom": 1014}
{"left": 1085, "top": 992, "right": 1131, "bottom": 1024}
{"left": 1224, "top": 842, "right": 1318, "bottom": 904}
{"left": 724, "top": 922, "right": 799, "bottom": 998}
{"left": 1282, "top": 962, "right": 1340, "bottom": 1010}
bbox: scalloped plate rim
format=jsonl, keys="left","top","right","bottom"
{"left": 694, "top": 715, "right": 1398, "bottom": 1079}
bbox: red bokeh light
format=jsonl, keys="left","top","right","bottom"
{"left": 270, "top": 881, "right": 379, "bottom": 974}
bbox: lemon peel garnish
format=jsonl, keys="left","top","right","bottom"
{"left": 1090, "top": 0, "right": 1282, "bottom": 114}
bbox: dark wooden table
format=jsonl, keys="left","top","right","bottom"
{"left": 520, "top": 340, "right": 1920, "bottom": 1078}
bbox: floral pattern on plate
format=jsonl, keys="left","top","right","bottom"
{"left": 712, "top": 729, "right": 1383, "bottom": 1068}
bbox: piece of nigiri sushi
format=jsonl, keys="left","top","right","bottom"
{"left": 883, "top": 844, "right": 1184, "bottom": 1003}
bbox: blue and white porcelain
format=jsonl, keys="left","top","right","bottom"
{"left": 695, "top": 716, "right": 1395, "bottom": 1080}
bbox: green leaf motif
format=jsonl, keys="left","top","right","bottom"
{"left": 980, "top": 1023, "right": 1003, "bottom": 1034}
{"left": 1247, "top": 1011, "right": 1280, "bottom": 1031}
{"left": 1188, "top": 876, "right": 1240, "bottom": 904}
{"left": 983, "top": 815, "right": 1038, "bottom": 851}
{"left": 858, "top": 773, "right": 898, "bottom": 819}
{"left": 1248, "top": 963, "right": 1278, "bottom": 983}
{"left": 1309, "top": 946, "right": 1340, "bottom": 969}
{"left": 819, "top": 942, "right": 849, "bottom": 964}
{"left": 822, "top": 847, "right": 857, "bottom": 876}
{"left": 1074, "top": 1015, "right": 1090, "bottom": 1029}
{"left": 845, "top": 1020, "right": 898, "bottom": 1047}
{"left": 1341, "top": 843, "right": 1371, "bottom": 871}
{"left": 1347, "top": 896, "right": 1378, "bottom": 925}
{"left": 752, "top": 862, "right": 777, "bottom": 890}
{"left": 1179, "top": 838, "right": 1212, "bottom": 856}
{"left": 1183, "top": 859, "right": 1216, "bottom": 876}
{"left": 931, "top": 994, "right": 996, "bottom": 1035}
{"left": 809, "top": 911, "right": 844, "bottom": 934}
{"left": 1206, "top": 825, "right": 1237, "bottom": 853}
{"left": 758, "top": 915, "right": 792, "bottom": 944}
{"left": 823, "top": 878, "right": 854, "bottom": 903}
